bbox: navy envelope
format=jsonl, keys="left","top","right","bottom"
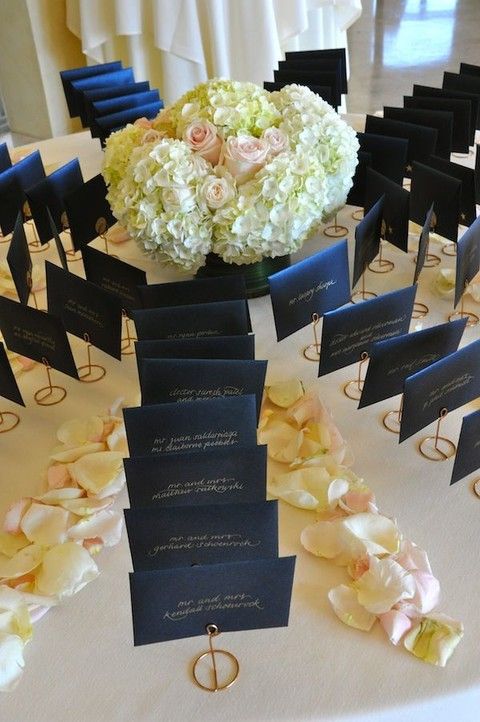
{"left": 475, "top": 143, "right": 480, "bottom": 205}
{"left": 263, "top": 81, "right": 332, "bottom": 105}
{"left": 132, "top": 299, "right": 249, "bottom": 341}
{"left": 273, "top": 69, "right": 340, "bottom": 106}
{"left": 123, "top": 395, "right": 258, "bottom": 457}
{"left": 400, "top": 339, "right": 480, "bottom": 442}
{"left": 125, "top": 501, "right": 278, "bottom": 571}
{"left": 383, "top": 106, "right": 453, "bottom": 160}
{"left": 70, "top": 68, "right": 135, "bottom": 118}
{"left": 92, "top": 90, "right": 160, "bottom": 119}
{"left": 46, "top": 208, "right": 68, "bottom": 271}
{"left": 460, "top": 62, "right": 480, "bottom": 77}
{"left": 454, "top": 216, "right": 480, "bottom": 308}
{"left": 404, "top": 95, "right": 470, "bottom": 153}
{"left": 0, "top": 152, "right": 45, "bottom": 235}
{"left": 124, "top": 445, "right": 267, "bottom": 508}
{"left": 6, "top": 213, "right": 32, "bottom": 305}
{"left": 412, "top": 84, "right": 477, "bottom": 141}
{"left": 138, "top": 274, "right": 247, "bottom": 309}
{"left": 60, "top": 61, "right": 123, "bottom": 116}
{"left": 94, "top": 101, "right": 163, "bottom": 140}
{"left": 364, "top": 115, "right": 438, "bottom": 177}
{"left": 450, "top": 409, "right": 480, "bottom": 485}
{"left": 268, "top": 241, "right": 350, "bottom": 341}
{"left": 0, "top": 341, "right": 24, "bottom": 406}
{"left": 0, "top": 295, "right": 78, "bottom": 379}
{"left": 346, "top": 150, "right": 372, "bottom": 207}
{"left": 25, "top": 159, "right": 84, "bottom": 244}
{"left": 364, "top": 168, "right": 410, "bottom": 252}
{"left": 0, "top": 143, "right": 12, "bottom": 173}
{"left": 359, "top": 318, "right": 467, "bottom": 409}
{"left": 129, "top": 556, "right": 296, "bottom": 645}
{"left": 357, "top": 133, "right": 408, "bottom": 186}
{"left": 45, "top": 261, "right": 122, "bottom": 359}
{"left": 443, "top": 72, "right": 480, "bottom": 126}
{"left": 319, "top": 285, "right": 416, "bottom": 377}
{"left": 63, "top": 174, "right": 116, "bottom": 251}
{"left": 138, "top": 358, "right": 267, "bottom": 420}
{"left": 82, "top": 245, "right": 146, "bottom": 312}
{"left": 278, "top": 58, "right": 343, "bottom": 94}
{"left": 352, "top": 195, "right": 384, "bottom": 287}
{"left": 410, "top": 162, "right": 461, "bottom": 243}
{"left": 134, "top": 336, "right": 255, "bottom": 368}
{"left": 425, "top": 155, "right": 476, "bottom": 227}
{"left": 413, "top": 204, "right": 435, "bottom": 285}
{"left": 285, "top": 48, "right": 347, "bottom": 91}
{"left": 81, "top": 80, "right": 151, "bottom": 126}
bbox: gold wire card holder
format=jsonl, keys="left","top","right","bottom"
{"left": 413, "top": 212, "right": 441, "bottom": 267}
{"left": 34, "top": 357, "right": 67, "bottom": 406}
{"left": 368, "top": 221, "right": 394, "bottom": 274}
{"left": 411, "top": 300, "right": 429, "bottom": 319}
{"left": 121, "top": 309, "right": 136, "bottom": 356}
{"left": 0, "top": 409, "right": 20, "bottom": 433}
{"left": 418, "top": 407, "right": 456, "bottom": 461}
{"left": 449, "top": 282, "right": 479, "bottom": 327}
{"left": 95, "top": 217, "right": 116, "bottom": 256}
{"left": 192, "top": 624, "right": 239, "bottom": 693}
{"left": 383, "top": 395, "right": 403, "bottom": 434}
{"left": 344, "top": 351, "right": 369, "bottom": 400}
{"left": 323, "top": 213, "right": 348, "bottom": 238}
{"left": 302, "top": 312, "right": 321, "bottom": 361}
{"left": 77, "top": 333, "right": 106, "bottom": 383}
{"left": 60, "top": 211, "right": 82, "bottom": 263}
{"left": 351, "top": 208, "right": 364, "bottom": 221}
{"left": 351, "top": 265, "right": 377, "bottom": 304}
{"left": 24, "top": 201, "right": 49, "bottom": 254}
{"left": 472, "top": 479, "right": 480, "bottom": 498}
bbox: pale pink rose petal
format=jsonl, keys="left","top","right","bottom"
{"left": 134, "top": 117, "right": 153, "bottom": 129}
{"left": 20, "top": 503, "right": 70, "bottom": 547}
{"left": 68, "top": 510, "right": 122, "bottom": 547}
{"left": 395, "top": 539, "right": 432, "bottom": 574}
{"left": 47, "top": 464, "right": 72, "bottom": 490}
{"left": 3, "top": 499, "right": 31, "bottom": 535}
{"left": 410, "top": 570, "right": 441, "bottom": 614}
{"left": 379, "top": 609, "right": 413, "bottom": 645}
{"left": 348, "top": 555, "right": 370, "bottom": 581}
{"left": 340, "top": 488, "right": 377, "bottom": 514}
{"left": 328, "top": 585, "right": 376, "bottom": 631}
{"left": 28, "top": 606, "right": 50, "bottom": 623}
{"left": 106, "top": 225, "right": 130, "bottom": 244}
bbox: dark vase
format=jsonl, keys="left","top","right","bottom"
{"left": 195, "top": 253, "right": 290, "bottom": 298}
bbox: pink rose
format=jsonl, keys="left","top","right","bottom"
{"left": 262, "top": 127, "right": 289, "bottom": 156}
{"left": 223, "top": 135, "right": 269, "bottom": 184}
{"left": 141, "top": 129, "right": 166, "bottom": 145}
{"left": 134, "top": 117, "right": 153, "bottom": 129}
{"left": 183, "top": 120, "right": 222, "bottom": 166}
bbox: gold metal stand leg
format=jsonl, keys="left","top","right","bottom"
{"left": 34, "top": 358, "right": 66, "bottom": 406}
{"left": 192, "top": 624, "right": 239, "bottom": 692}
{"left": 449, "top": 287, "right": 479, "bottom": 327}
{"left": 383, "top": 396, "right": 403, "bottom": 434}
{"left": 351, "top": 267, "right": 377, "bottom": 303}
{"left": 324, "top": 214, "right": 348, "bottom": 238}
{"left": 368, "top": 241, "right": 395, "bottom": 274}
{"left": 77, "top": 333, "right": 106, "bottom": 383}
{"left": 411, "top": 301, "right": 429, "bottom": 319}
{"left": 302, "top": 312, "right": 321, "bottom": 361}
{"left": 344, "top": 351, "right": 369, "bottom": 400}
{"left": 418, "top": 408, "right": 456, "bottom": 461}
{"left": 121, "top": 310, "right": 136, "bottom": 356}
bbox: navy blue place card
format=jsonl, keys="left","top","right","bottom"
{"left": 132, "top": 299, "right": 249, "bottom": 341}
{"left": 135, "top": 336, "right": 255, "bottom": 367}
{"left": 125, "top": 501, "right": 278, "bottom": 571}
{"left": 443, "top": 72, "right": 480, "bottom": 126}
{"left": 0, "top": 152, "right": 45, "bottom": 235}
{"left": 410, "top": 162, "right": 461, "bottom": 243}
{"left": 450, "top": 410, "right": 480, "bottom": 485}
{"left": 60, "top": 61, "right": 123, "bottom": 117}
{"left": 284, "top": 47, "right": 347, "bottom": 91}
{"left": 346, "top": 150, "right": 371, "bottom": 207}
{"left": 25, "top": 159, "right": 83, "bottom": 244}
{"left": 92, "top": 90, "right": 160, "bottom": 119}
{"left": 319, "top": 285, "right": 416, "bottom": 377}
{"left": 138, "top": 358, "right": 267, "bottom": 420}
{"left": 352, "top": 195, "right": 384, "bottom": 287}
{"left": 125, "top": 445, "right": 267, "bottom": 508}
{"left": 129, "top": 556, "right": 296, "bottom": 645}
{"left": 47, "top": 208, "right": 68, "bottom": 271}
{"left": 268, "top": 241, "right": 350, "bottom": 342}
{"left": 460, "top": 62, "right": 480, "bottom": 77}
{"left": 45, "top": 261, "right": 122, "bottom": 360}
{"left": 95, "top": 101, "right": 163, "bottom": 142}
{"left": 124, "top": 395, "right": 258, "bottom": 457}
{"left": 273, "top": 68, "right": 341, "bottom": 106}
{"left": 0, "top": 296, "right": 78, "bottom": 379}
{"left": 425, "top": 156, "right": 476, "bottom": 227}
{"left": 81, "top": 80, "right": 151, "bottom": 126}
{"left": 0, "top": 143, "right": 11, "bottom": 173}
{"left": 364, "top": 168, "right": 409, "bottom": 252}
{"left": 413, "top": 204, "right": 435, "bottom": 285}
{"left": 359, "top": 318, "right": 467, "bottom": 409}
{"left": 404, "top": 95, "right": 470, "bottom": 154}
{"left": 0, "top": 341, "right": 24, "bottom": 406}
{"left": 383, "top": 106, "right": 453, "bottom": 160}
{"left": 454, "top": 216, "right": 480, "bottom": 308}
{"left": 82, "top": 245, "right": 146, "bottom": 312}
{"left": 400, "top": 339, "right": 480, "bottom": 442}
{"left": 357, "top": 132, "right": 408, "bottom": 186}
{"left": 475, "top": 144, "right": 480, "bottom": 205}
{"left": 138, "top": 275, "right": 247, "bottom": 309}
{"left": 70, "top": 67, "right": 135, "bottom": 118}
{"left": 63, "top": 174, "right": 116, "bottom": 252}
{"left": 364, "top": 115, "right": 438, "bottom": 177}
{"left": 412, "top": 84, "right": 477, "bottom": 143}
{"left": 7, "top": 213, "right": 32, "bottom": 305}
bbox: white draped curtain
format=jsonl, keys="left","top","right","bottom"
{"left": 66, "top": 0, "right": 362, "bottom": 104}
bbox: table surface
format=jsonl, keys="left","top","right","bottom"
{"left": 1, "top": 126, "right": 480, "bottom": 722}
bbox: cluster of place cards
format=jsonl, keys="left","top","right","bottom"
{"left": 123, "top": 275, "right": 295, "bottom": 646}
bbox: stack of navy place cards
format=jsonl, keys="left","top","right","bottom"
{"left": 122, "top": 275, "right": 295, "bottom": 647}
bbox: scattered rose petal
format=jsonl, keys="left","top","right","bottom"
{"left": 57, "top": 416, "right": 104, "bottom": 446}
{"left": 46, "top": 464, "right": 72, "bottom": 489}
{"left": 0, "top": 545, "right": 44, "bottom": 581}
{"left": 410, "top": 571, "right": 441, "bottom": 615}
{"left": 379, "top": 609, "right": 413, "bottom": 645}
{"left": 258, "top": 420, "right": 303, "bottom": 463}
{"left": 266, "top": 379, "right": 304, "bottom": 408}
{"left": 68, "top": 510, "right": 122, "bottom": 546}
{"left": 0, "top": 633, "right": 25, "bottom": 692}
{"left": 59, "top": 496, "right": 114, "bottom": 516}
{"left": 50, "top": 442, "right": 106, "bottom": 464}
{"left": 328, "top": 585, "right": 376, "bottom": 631}
{"left": 68, "top": 452, "right": 124, "bottom": 497}
{"left": 403, "top": 613, "right": 464, "bottom": 667}
{"left": 34, "top": 488, "right": 84, "bottom": 505}
{"left": 20, "top": 504, "right": 70, "bottom": 547}
{"left": 35, "top": 543, "right": 99, "bottom": 600}
{"left": 0, "top": 533, "right": 30, "bottom": 558}
{"left": 0, "top": 585, "right": 32, "bottom": 642}
{"left": 3, "top": 499, "right": 31, "bottom": 535}
{"left": 355, "top": 556, "right": 416, "bottom": 614}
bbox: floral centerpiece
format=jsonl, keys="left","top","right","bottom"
{"left": 102, "top": 79, "right": 358, "bottom": 294}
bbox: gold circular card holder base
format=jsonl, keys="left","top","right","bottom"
{"left": 419, "top": 435, "right": 456, "bottom": 461}
{"left": 28, "top": 239, "right": 50, "bottom": 254}
{"left": 383, "top": 410, "right": 401, "bottom": 434}
{"left": 34, "top": 385, "right": 66, "bottom": 406}
{"left": 324, "top": 223, "right": 348, "bottom": 238}
{"left": 343, "top": 379, "right": 364, "bottom": 400}
{"left": 302, "top": 344, "right": 321, "bottom": 362}
{"left": 78, "top": 364, "right": 106, "bottom": 383}
{"left": 351, "top": 209, "right": 364, "bottom": 221}
{"left": 121, "top": 312, "right": 136, "bottom": 356}
{"left": 351, "top": 290, "right": 377, "bottom": 304}
{"left": 449, "top": 310, "right": 479, "bottom": 327}
{"left": 368, "top": 257, "right": 395, "bottom": 274}
{"left": 413, "top": 252, "right": 441, "bottom": 268}
{"left": 472, "top": 479, "right": 480, "bottom": 499}
{"left": 66, "top": 248, "right": 82, "bottom": 263}
{"left": 442, "top": 242, "right": 457, "bottom": 257}
{"left": 192, "top": 625, "right": 239, "bottom": 693}
{"left": 0, "top": 411, "right": 20, "bottom": 433}
{"left": 411, "top": 301, "right": 429, "bottom": 319}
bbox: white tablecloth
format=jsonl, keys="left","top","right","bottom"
{"left": 1, "top": 126, "right": 480, "bottom": 722}
{"left": 65, "top": 0, "right": 362, "bottom": 103}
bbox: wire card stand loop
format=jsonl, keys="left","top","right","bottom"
{"left": 302, "top": 312, "right": 321, "bottom": 361}
{"left": 192, "top": 624, "right": 239, "bottom": 692}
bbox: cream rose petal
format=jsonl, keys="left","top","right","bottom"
{"left": 258, "top": 420, "right": 303, "bottom": 463}
{"left": 68, "top": 510, "right": 123, "bottom": 546}
{"left": 355, "top": 556, "right": 416, "bottom": 615}
{"left": 328, "top": 585, "right": 376, "bottom": 631}
{"left": 0, "top": 585, "right": 32, "bottom": 642}
{"left": 3, "top": 498, "right": 31, "bottom": 535}
{"left": 0, "top": 633, "right": 25, "bottom": 692}
{"left": 34, "top": 488, "right": 85, "bottom": 505}
{"left": 106, "top": 423, "right": 128, "bottom": 454}
{"left": 0, "top": 545, "right": 44, "bottom": 581}
{"left": 20, "top": 503, "right": 70, "bottom": 547}
{"left": 50, "top": 442, "right": 106, "bottom": 464}
{"left": 59, "top": 496, "right": 114, "bottom": 516}
{"left": 69, "top": 451, "right": 125, "bottom": 496}
{"left": 341, "top": 513, "right": 401, "bottom": 557}
{"left": 403, "top": 613, "right": 464, "bottom": 667}
{"left": 0, "top": 532, "right": 30, "bottom": 558}
{"left": 57, "top": 416, "right": 104, "bottom": 445}
{"left": 266, "top": 379, "right": 304, "bottom": 408}
{"left": 379, "top": 609, "right": 413, "bottom": 645}
{"left": 301, "top": 521, "right": 341, "bottom": 560}
{"left": 35, "top": 542, "right": 99, "bottom": 599}
{"left": 410, "top": 570, "right": 441, "bottom": 615}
